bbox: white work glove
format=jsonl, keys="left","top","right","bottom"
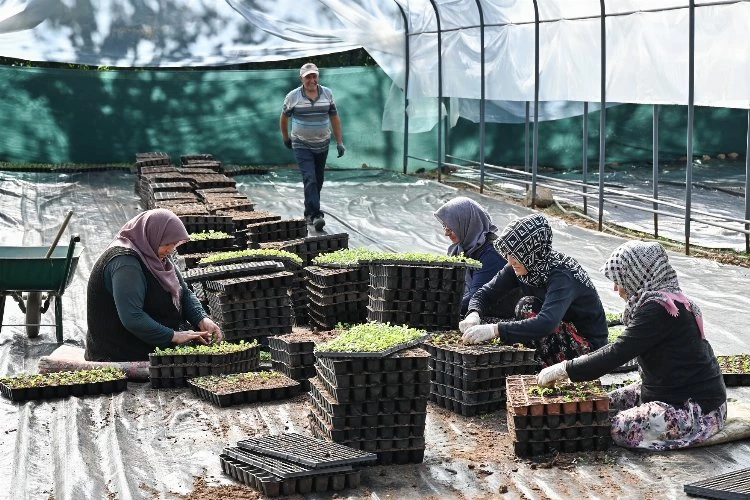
{"left": 459, "top": 311, "right": 481, "bottom": 333}
{"left": 536, "top": 361, "right": 569, "bottom": 387}
{"left": 462, "top": 323, "right": 498, "bottom": 344}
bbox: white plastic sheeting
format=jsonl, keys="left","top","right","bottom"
{"left": 0, "top": 1, "right": 749, "bottom": 128}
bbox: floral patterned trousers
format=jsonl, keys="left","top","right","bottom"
{"left": 608, "top": 382, "right": 727, "bottom": 450}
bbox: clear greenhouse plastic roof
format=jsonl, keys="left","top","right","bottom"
{"left": 1, "top": 0, "right": 749, "bottom": 129}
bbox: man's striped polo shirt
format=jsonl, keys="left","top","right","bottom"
{"left": 282, "top": 85, "right": 338, "bottom": 153}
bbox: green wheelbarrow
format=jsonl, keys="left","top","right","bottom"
{"left": 0, "top": 234, "right": 83, "bottom": 343}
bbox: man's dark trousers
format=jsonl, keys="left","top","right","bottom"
{"left": 294, "top": 147, "right": 328, "bottom": 220}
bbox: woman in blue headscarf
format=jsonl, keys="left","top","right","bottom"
{"left": 434, "top": 197, "right": 517, "bottom": 318}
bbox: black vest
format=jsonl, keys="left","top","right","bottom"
{"left": 85, "top": 247, "right": 182, "bottom": 361}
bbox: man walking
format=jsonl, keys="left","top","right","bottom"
{"left": 280, "top": 63, "right": 345, "bottom": 231}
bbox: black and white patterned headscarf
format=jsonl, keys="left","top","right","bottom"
{"left": 494, "top": 214, "right": 595, "bottom": 289}
{"left": 601, "top": 240, "right": 704, "bottom": 336}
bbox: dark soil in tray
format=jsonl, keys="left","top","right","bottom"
{"left": 189, "top": 370, "right": 295, "bottom": 393}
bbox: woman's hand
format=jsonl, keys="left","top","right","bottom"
{"left": 536, "top": 361, "right": 569, "bottom": 387}
{"left": 172, "top": 330, "right": 212, "bottom": 345}
{"left": 462, "top": 323, "right": 498, "bottom": 344}
{"left": 199, "top": 317, "right": 224, "bottom": 343}
{"left": 459, "top": 311, "right": 481, "bottom": 333}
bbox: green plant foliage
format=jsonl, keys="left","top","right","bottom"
{"left": 189, "top": 230, "right": 231, "bottom": 241}
{"left": 0, "top": 367, "right": 126, "bottom": 388}
{"left": 313, "top": 248, "right": 480, "bottom": 267}
{"left": 526, "top": 381, "right": 607, "bottom": 400}
{"left": 153, "top": 340, "right": 258, "bottom": 356}
{"left": 608, "top": 326, "right": 625, "bottom": 343}
{"left": 605, "top": 312, "right": 622, "bottom": 323}
{"left": 315, "top": 322, "right": 426, "bottom": 353}
{"left": 190, "top": 370, "right": 282, "bottom": 389}
{"left": 199, "top": 249, "right": 303, "bottom": 265}
{"left": 259, "top": 351, "right": 272, "bottom": 362}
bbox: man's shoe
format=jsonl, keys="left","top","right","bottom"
{"left": 312, "top": 215, "right": 325, "bottom": 231}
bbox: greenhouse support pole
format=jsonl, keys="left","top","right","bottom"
{"left": 597, "top": 0, "right": 607, "bottom": 231}
{"left": 397, "top": 3, "right": 410, "bottom": 175}
{"left": 582, "top": 102, "right": 589, "bottom": 214}
{"left": 653, "top": 105, "right": 660, "bottom": 238}
{"left": 525, "top": 102, "right": 530, "bottom": 183}
{"left": 745, "top": 109, "right": 750, "bottom": 253}
{"left": 428, "top": 0, "right": 444, "bottom": 182}
{"left": 531, "top": 0, "right": 540, "bottom": 208}
{"left": 685, "top": 0, "right": 695, "bottom": 255}
{"left": 475, "top": 0, "right": 487, "bottom": 194}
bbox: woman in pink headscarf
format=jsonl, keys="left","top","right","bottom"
{"left": 85, "top": 209, "right": 223, "bottom": 361}
{"left": 537, "top": 241, "right": 726, "bottom": 450}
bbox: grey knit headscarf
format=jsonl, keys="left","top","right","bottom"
{"left": 434, "top": 197, "right": 497, "bottom": 257}
{"left": 494, "top": 214, "right": 594, "bottom": 289}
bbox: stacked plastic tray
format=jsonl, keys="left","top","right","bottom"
{"left": 189, "top": 370, "right": 301, "bottom": 407}
{"left": 177, "top": 214, "right": 235, "bottom": 235}
{"left": 308, "top": 348, "right": 430, "bottom": 464}
{"left": 148, "top": 343, "right": 260, "bottom": 389}
{"left": 198, "top": 254, "right": 308, "bottom": 326}
{"left": 304, "top": 266, "right": 368, "bottom": 330}
{"left": 205, "top": 271, "right": 295, "bottom": 344}
{"left": 268, "top": 335, "right": 317, "bottom": 389}
{"left": 423, "top": 336, "right": 539, "bottom": 416}
{"left": 225, "top": 211, "right": 282, "bottom": 247}
{"left": 367, "top": 263, "right": 467, "bottom": 330}
{"left": 246, "top": 219, "right": 308, "bottom": 246}
{"left": 183, "top": 261, "right": 283, "bottom": 306}
{"left": 221, "top": 433, "right": 376, "bottom": 497}
{"left": 505, "top": 375, "right": 612, "bottom": 457}
{"left": 259, "top": 233, "right": 349, "bottom": 266}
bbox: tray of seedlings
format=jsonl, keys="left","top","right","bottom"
{"left": 221, "top": 433, "right": 375, "bottom": 497}
{"left": 423, "top": 331, "right": 539, "bottom": 416}
{"left": 506, "top": 375, "right": 612, "bottom": 457}
{"left": 606, "top": 325, "right": 639, "bottom": 373}
{"left": 177, "top": 230, "right": 237, "bottom": 255}
{"left": 178, "top": 214, "right": 234, "bottom": 235}
{"left": 716, "top": 354, "right": 750, "bottom": 386}
{"left": 0, "top": 367, "right": 127, "bottom": 402}
{"left": 308, "top": 323, "right": 431, "bottom": 465}
{"left": 188, "top": 370, "right": 301, "bottom": 407}
{"left": 259, "top": 233, "right": 349, "bottom": 266}
{"left": 148, "top": 340, "right": 260, "bottom": 388}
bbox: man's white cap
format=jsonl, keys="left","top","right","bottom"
{"left": 300, "top": 63, "right": 319, "bottom": 78}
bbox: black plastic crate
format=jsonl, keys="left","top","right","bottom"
{"left": 236, "top": 433, "right": 377, "bottom": 468}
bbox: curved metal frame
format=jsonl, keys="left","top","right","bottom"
{"left": 427, "top": 0, "right": 444, "bottom": 182}
{"left": 396, "top": 3, "right": 410, "bottom": 175}
{"left": 597, "top": 0, "right": 607, "bottom": 231}
{"left": 474, "top": 0, "right": 487, "bottom": 193}
{"left": 531, "top": 0, "right": 540, "bottom": 207}
{"left": 685, "top": 0, "right": 696, "bottom": 254}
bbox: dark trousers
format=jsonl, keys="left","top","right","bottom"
{"left": 294, "top": 147, "right": 328, "bottom": 219}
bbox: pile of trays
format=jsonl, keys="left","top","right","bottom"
{"left": 178, "top": 214, "right": 235, "bottom": 235}
{"left": 148, "top": 342, "right": 260, "bottom": 389}
{"left": 183, "top": 260, "right": 282, "bottom": 307}
{"left": 221, "top": 433, "right": 376, "bottom": 497}
{"left": 368, "top": 262, "right": 471, "bottom": 330}
{"left": 505, "top": 375, "right": 612, "bottom": 457}
{"left": 188, "top": 370, "right": 301, "bottom": 407}
{"left": 246, "top": 219, "right": 308, "bottom": 246}
{"left": 308, "top": 348, "right": 431, "bottom": 464}
{"left": 423, "top": 332, "right": 539, "bottom": 416}
{"left": 304, "top": 265, "right": 368, "bottom": 330}
{"left": 205, "top": 269, "right": 294, "bottom": 344}
{"left": 268, "top": 332, "right": 319, "bottom": 389}
{"left": 260, "top": 233, "right": 349, "bottom": 266}
{"left": 180, "top": 153, "right": 223, "bottom": 172}
{"left": 229, "top": 211, "right": 282, "bottom": 247}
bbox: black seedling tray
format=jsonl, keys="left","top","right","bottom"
{"left": 220, "top": 454, "right": 359, "bottom": 497}
{"left": 304, "top": 266, "right": 369, "bottom": 286}
{"left": 148, "top": 359, "right": 258, "bottom": 378}
{"left": 224, "top": 446, "right": 352, "bottom": 479}
{"left": 684, "top": 467, "right": 750, "bottom": 500}
{"left": 270, "top": 348, "right": 315, "bottom": 367}
{"left": 431, "top": 364, "right": 538, "bottom": 390}
{"left": 315, "top": 360, "right": 431, "bottom": 389}
{"left": 306, "top": 288, "right": 368, "bottom": 307}
{"left": 366, "top": 309, "right": 458, "bottom": 330}
{"left": 424, "top": 341, "right": 537, "bottom": 366}
{"left": 237, "top": 433, "right": 377, "bottom": 468}
{"left": 204, "top": 271, "right": 294, "bottom": 294}
{"left": 148, "top": 344, "right": 260, "bottom": 366}
{"left": 309, "top": 376, "right": 428, "bottom": 417}
{"left": 307, "top": 408, "right": 426, "bottom": 442}
{"left": 188, "top": 378, "right": 301, "bottom": 407}
{"left": 268, "top": 335, "right": 316, "bottom": 354}
{"left": 315, "top": 335, "right": 428, "bottom": 359}
{"left": 429, "top": 392, "right": 505, "bottom": 417}
{"left": 430, "top": 381, "right": 506, "bottom": 404}
{"left": 316, "top": 349, "right": 430, "bottom": 375}
{"left": 182, "top": 261, "right": 284, "bottom": 283}
{"left": 513, "top": 436, "right": 613, "bottom": 457}
{"left": 271, "top": 360, "right": 316, "bottom": 382}
{"left": 314, "top": 374, "right": 430, "bottom": 403}
{"left": 311, "top": 396, "right": 428, "bottom": 429}
{"left": 0, "top": 378, "right": 127, "bottom": 402}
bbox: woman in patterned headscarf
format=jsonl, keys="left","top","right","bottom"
{"left": 434, "top": 197, "right": 519, "bottom": 318}
{"left": 85, "top": 209, "right": 223, "bottom": 361}
{"left": 460, "top": 213, "right": 608, "bottom": 366}
{"left": 537, "top": 241, "right": 726, "bottom": 450}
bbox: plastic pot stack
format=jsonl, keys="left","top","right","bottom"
{"left": 308, "top": 348, "right": 431, "bottom": 465}
{"left": 506, "top": 375, "right": 612, "bottom": 457}
{"left": 268, "top": 334, "right": 317, "bottom": 389}
{"left": 246, "top": 219, "right": 308, "bottom": 247}
{"left": 423, "top": 336, "right": 539, "bottom": 416}
{"left": 259, "top": 233, "right": 349, "bottom": 266}
{"left": 367, "top": 261, "right": 470, "bottom": 330}
{"left": 303, "top": 265, "right": 368, "bottom": 330}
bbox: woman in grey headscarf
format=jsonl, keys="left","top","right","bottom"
{"left": 459, "top": 213, "right": 608, "bottom": 366}
{"left": 434, "top": 197, "right": 515, "bottom": 317}
{"left": 85, "top": 209, "right": 223, "bottom": 361}
{"left": 537, "top": 241, "right": 726, "bottom": 450}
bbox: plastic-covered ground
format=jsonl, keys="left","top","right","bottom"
{"left": 0, "top": 168, "right": 748, "bottom": 499}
